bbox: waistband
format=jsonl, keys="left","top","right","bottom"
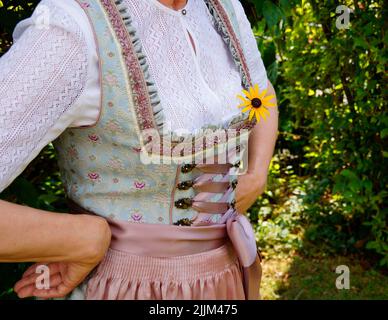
{"left": 108, "top": 217, "right": 229, "bottom": 256}
{"left": 68, "top": 198, "right": 259, "bottom": 265}
{"left": 68, "top": 199, "right": 228, "bottom": 256}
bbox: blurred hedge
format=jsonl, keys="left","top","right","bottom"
{"left": 245, "top": 0, "right": 387, "bottom": 267}
{"left": 0, "top": 0, "right": 387, "bottom": 300}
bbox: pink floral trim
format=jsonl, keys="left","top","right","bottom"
{"left": 100, "top": 0, "right": 156, "bottom": 131}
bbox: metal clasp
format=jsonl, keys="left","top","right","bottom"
{"left": 174, "top": 198, "right": 193, "bottom": 209}
{"left": 173, "top": 218, "right": 192, "bottom": 226}
{"left": 181, "top": 164, "right": 196, "bottom": 173}
{"left": 177, "top": 180, "right": 194, "bottom": 190}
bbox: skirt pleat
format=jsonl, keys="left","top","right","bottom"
{"left": 84, "top": 243, "right": 246, "bottom": 300}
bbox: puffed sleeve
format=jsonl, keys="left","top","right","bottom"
{"left": 0, "top": 0, "right": 90, "bottom": 192}
{"left": 230, "top": 0, "right": 269, "bottom": 90}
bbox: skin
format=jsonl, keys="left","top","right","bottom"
{"left": 160, "top": 0, "right": 188, "bottom": 10}
{"left": 4, "top": 0, "right": 277, "bottom": 299}
{"left": 0, "top": 201, "right": 111, "bottom": 299}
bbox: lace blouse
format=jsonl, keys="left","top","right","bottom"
{"left": 0, "top": 0, "right": 268, "bottom": 192}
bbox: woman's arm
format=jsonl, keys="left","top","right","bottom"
{"left": 230, "top": 0, "right": 279, "bottom": 213}
{"left": 236, "top": 80, "right": 278, "bottom": 214}
{"left": 0, "top": 200, "right": 110, "bottom": 263}
{"left": 0, "top": 200, "right": 111, "bottom": 299}
{"left": 0, "top": 0, "right": 98, "bottom": 260}
{"left": 0, "top": 1, "right": 108, "bottom": 298}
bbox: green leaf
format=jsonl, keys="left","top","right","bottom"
{"left": 340, "top": 169, "right": 359, "bottom": 181}
{"left": 10, "top": 178, "right": 39, "bottom": 207}
{"left": 380, "top": 128, "right": 388, "bottom": 139}
{"left": 267, "top": 61, "right": 278, "bottom": 84}
{"left": 279, "top": 0, "right": 295, "bottom": 17}
{"left": 252, "top": 0, "right": 264, "bottom": 15}
{"left": 262, "top": 1, "right": 284, "bottom": 28}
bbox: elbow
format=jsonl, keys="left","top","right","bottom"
{"left": 82, "top": 215, "right": 112, "bottom": 263}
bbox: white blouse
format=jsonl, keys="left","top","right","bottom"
{"left": 0, "top": 0, "right": 268, "bottom": 193}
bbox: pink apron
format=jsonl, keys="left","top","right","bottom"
{"left": 68, "top": 199, "right": 262, "bottom": 300}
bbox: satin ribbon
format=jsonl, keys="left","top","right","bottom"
{"left": 225, "top": 210, "right": 262, "bottom": 300}
{"left": 193, "top": 180, "right": 230, "bottom": 193}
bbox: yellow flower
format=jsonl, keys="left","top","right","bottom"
{"left": 237, "top": 84, "right": 276, "bottom": 122}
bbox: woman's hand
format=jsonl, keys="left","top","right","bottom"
{"left": 235, "top": 172, "right": 267, "bottom": 214}
{"left": 13, "top": 214, "right": 111, "bottom": 299}
{"left": 14, "top": 261, "right": 96, "bottom": 299}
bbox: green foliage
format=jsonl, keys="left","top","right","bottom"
{"left": 0, "top": 0, "right": 386, "bottom": 299}
{"left": 250, "top": 150, "right": 305, "bottom": 257}
{"left": 245, "top": 0, "right": 387, "bottom": 267}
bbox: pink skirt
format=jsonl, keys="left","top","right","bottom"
{"left": 85, "top": 242, "right": 245, "bottom": 300}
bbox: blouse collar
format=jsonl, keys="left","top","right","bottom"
{"left": 147, "top": 0, "right": 191, "bottom": 16}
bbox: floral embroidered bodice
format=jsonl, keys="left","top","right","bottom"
{"left": 49, "top": 0, "right": 260, "bottom": 226}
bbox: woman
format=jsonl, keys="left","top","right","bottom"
{"left": 0, "top": 0, "right": 278, "bottom": 299}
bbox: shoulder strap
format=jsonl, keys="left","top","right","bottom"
{"left": 204, "top": 0, "right": 252, "bottom": 88}
{"left": 217, "top": 0, "right": 242, "bottom": 40}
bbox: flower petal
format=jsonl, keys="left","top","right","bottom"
{"left": 263, "top": 102, "right": 277, "bottom": 108}
{"left": 262, "top": 107, "right": 271, "bottom": 117}
{"left": 259, "top": 108, "right": 268, "bottom": 120}
{"left": 237, "top": 94, "right": 249, "bottom": 103}
{"left": 258, "top": 88, "right": 268, "bottom": 100}
{"left": 242, "top": 89, "right": 252, "bottom": 100}
{"left": 255, "top": 110, "right": 262, "bottom": 122}
{"left": 238, "top": 100, "right": 251, "bottom": 108}
{"left": 242, "top": 105, "right": 252, "bottom": 113}
{"left": 249, "top": 109, "right": 255, "bottom": 121}
{"left": 254, "top": 83, "right": 259, "bottom": 97}
{"left": 249, "top": 86, "right": 256, "bottom": 98}
{"left": 262, "top": 95, "right": 276, "bottom": 103}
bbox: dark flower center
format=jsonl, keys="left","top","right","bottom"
{"left": 251, "top": 98, "right": 262, "bottom": 108}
